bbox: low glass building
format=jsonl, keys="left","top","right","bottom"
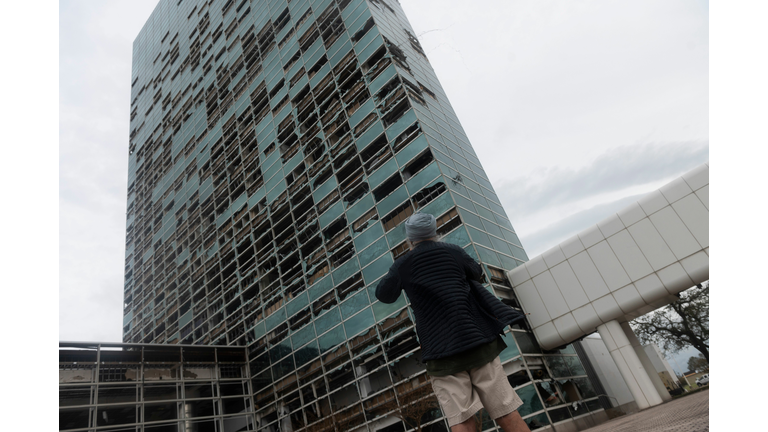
{"left": 59, "top": 338, "right": 608, "bottom": 431}
{"left": 59, "top": 342, "right": 254, "bottom": 432}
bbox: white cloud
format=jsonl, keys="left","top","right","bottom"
{"left": 498, "top": 141, "right": 709, "bottom": 256}
{"left": 401, "top": 0, "right": 709, "bottom": 183}
{"left": 59, "top": 0, "right": 158, "bottom": 342}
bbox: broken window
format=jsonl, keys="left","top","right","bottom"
{"left": 316, "top": 189, "right": 340, "bottom": 214}
{"left": 381, "top": 98, "right": 411, "bottom": 128}
{"left": 412, "top": 181, "right": 445, "bottom": 209}
{"left": 401, "top": 148, "right": 433, "bottom": 180}
{"left": 336, "top": 273, "right": 365, "bottom": 301}
{"left": 391, "top": 122, "right": 422, "bottom": 154}
{"left": 352, "top": 18, "right": 375, "bottom": 42}
{"left": 383, "top": 36, "right": 410, "bottom": 72}
{"left": 343, "top": 182, "right": 369, "bottom": 206}
{"left": 381, "top": 201, "right": 414, "bottom": 232}
{"left": 391, "top": 241, "right": 409, "bottom": 260}
{"left": 359, "top": 135, "right": 393, "bottom": 173}
{"left": 353, "top": 208, "right": 379, "bottom": 233}
{"left": 273, "top": 8, "right": 290, "bottom": 33}
{"left": 372, "top": 173, "right": 403, "bottom": 202}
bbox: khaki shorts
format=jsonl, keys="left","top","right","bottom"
{"left": 430, "top": 356, "right": 523, "bottom": 427}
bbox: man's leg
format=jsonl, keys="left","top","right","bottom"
{"left": 495, "top": 410, "right": 530, "bottom": 432}
{"left": 450, "top": 416, "right": 478, "bottom": 432}
{"left": 468, "top": 357, "right": 528, "bottom": 431}
{"left": 431, "top": 372, "right": 484, "bottom": 430}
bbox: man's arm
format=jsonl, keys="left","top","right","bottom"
{"left": 375, "top": 261, "right": 403, "bottom": 304}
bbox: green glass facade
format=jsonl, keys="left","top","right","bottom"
{"left": 120, "top": 1, "right": 605, "bottom": 431}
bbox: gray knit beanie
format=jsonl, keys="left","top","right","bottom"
{"left": 405, "top": 212, "right": 436, "bottom": 241}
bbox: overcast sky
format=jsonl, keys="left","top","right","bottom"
{"left": 59, "top": 0, "right": 709, "bottom": 370}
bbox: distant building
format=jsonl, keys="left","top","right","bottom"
{"left": 642, "top": 344, "right": 682, "bottom": 391}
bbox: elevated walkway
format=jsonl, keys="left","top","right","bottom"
{"left": 508, "top": 163, "right": 709, "bottom": 410}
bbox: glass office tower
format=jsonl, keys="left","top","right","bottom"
{"left": 122, "top": 0, "right": 604, "bottom": 430}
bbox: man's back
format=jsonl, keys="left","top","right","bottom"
{"left": 375, "top": 212, "right": 531, "bottom": 431}
{"left": 376, "top": 241, "right": 499, "bottom": 361}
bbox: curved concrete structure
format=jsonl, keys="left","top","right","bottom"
{"left": 507, "top": 163, "right": 709, "bottom": 350}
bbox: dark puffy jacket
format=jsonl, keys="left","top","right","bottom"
{"left": 375, "top": 241, "right": 525, "bottom": 361}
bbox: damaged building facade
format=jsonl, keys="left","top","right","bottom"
{"left": 59, "top": 0, "right": 618, "bottom": 431}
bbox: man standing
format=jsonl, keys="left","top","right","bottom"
{"left": 376, "top": 213, "right": 531, "bottom": 432}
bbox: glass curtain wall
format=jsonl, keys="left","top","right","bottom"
{"left": 59, "top": 343, "right": 253, "bottom": 432}
{"left": 122, "top": 0, "right": 605, "bottom": 431}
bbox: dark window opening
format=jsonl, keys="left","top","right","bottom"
{"left": 299, "top": 26, "right": 319, "bottom": 52}
{"left": 412, "top": 182, "right": 445, "bottom": 210}
{"left": 312, "top": 166, "right": 333, "bottom": 189}
{"left": 404, "top": 29, "right": 427, "bottom": 58}
{"left": 330, "top": 242, "right": 355, "bottom": 267}
{"left": 308, "top": 55, "right": 328, "bottom": 79}
{"left": 402, "top": 78, "right": 427, "bottom": 106}
{"left": 300, "top": 233, "right": 323, "bottom": 260}
{"left": 303, "top": 138, "right": 325, "bottom": 164}
{"left": 312, "top": 290, "right": 337, "bottom": 316}
{"left": 381, "top": 98, "right": 411, "bottom": 127}
{"left": 372, "top": 173, "right": 403, "bottom": 201}
{"left": 418, "top": 81, "right": 437, "bottom": 100}
{"left": 272, "top": 94, "right": 290, "bottom": 114}
{"left": 392, "top": 123, "right": 421, "bottom": 154}
{"left": 375, "top": 78, "right": 402, "bottom": 105}
{"left": 362, "top": 46, "right": 388, "bottom": 76}
{"left": 274, "top": 8, "right": 290, "bottom": 33}
{"left": 487, "top": 266, "right": 511, "bottom": 286}
{"left": 283, "top": 49, "right": 302, "bottom": 71}
{"left": 343, "top": 182, "right": 369, "bottom": 206}
{"left": 353, "top": 112, "right": 378, "bottom": 137}
{"left": 316, "top": 190, "right": 340, "bottom": 214}
{"left": 436, "top": 208, "right": 461, "bottom": 236}
{"left": 370, "top": 0, "right": 396, "bottom": 14}
{"left": 383, "top": 36, "right": 410, "bottom": 71}
{"left": 333, "top": 51, "right": 358, "bottom": 82}
{"left": 352, "top": 18, "right": 375, "bottom": 42}
{"left": 336, "top": 273, "right": 364, "bottom": 301}
{"left": 381, "top": 201, "right": 414, "bottom": 232}
{"left": 359, "top": 135, "right": 393, "bottom": 173}
{"left": 391, "top": 241, "right": 409, "bottom": 260}
{"left": 353, "top": 208, "right": 379, "bottom": 233}
{"left": 323, "top": 216, "right": 348, "bottom": 241}
{"left": 401, "top": 148, "right": 433, "bottom": 180}
{"left": 289, "top": 308, "right": 311, "bottom": 331}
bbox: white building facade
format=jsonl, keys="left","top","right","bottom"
{"left": 508, "top": 163, "right": 709, "bottom": 411}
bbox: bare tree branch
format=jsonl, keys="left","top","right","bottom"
{"left": 632, "top": 282, "right": 709, "bottom": 362}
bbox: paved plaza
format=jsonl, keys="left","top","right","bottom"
{"left": 581, "top": 389, "right": 709, "bottom": 432}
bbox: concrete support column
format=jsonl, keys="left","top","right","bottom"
{"left": 596, "top": 320, "right": 664, "bottom": 410}
{"left": 620, "top": 321, "right": 672, "bottom": 402}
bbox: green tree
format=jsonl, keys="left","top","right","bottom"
{"left": 632, "top": 282, "right": 709, "bottom": 362}
{"left": 687, "top": 353, "right": 709, "bottom": 373}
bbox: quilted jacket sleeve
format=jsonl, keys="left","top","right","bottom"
{"left": 375, "top": 258, "right": 403, "bottom": 304}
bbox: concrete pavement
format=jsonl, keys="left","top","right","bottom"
{"left": 579, "top": 389, "right": 708, "bottom": 432}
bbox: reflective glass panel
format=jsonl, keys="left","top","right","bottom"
{"left": 516, "top": 384, "right": 544, "bottom": 417}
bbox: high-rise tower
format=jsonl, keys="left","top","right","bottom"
{"left": 122, "top": 1, "right": 602, "bottom": 430}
